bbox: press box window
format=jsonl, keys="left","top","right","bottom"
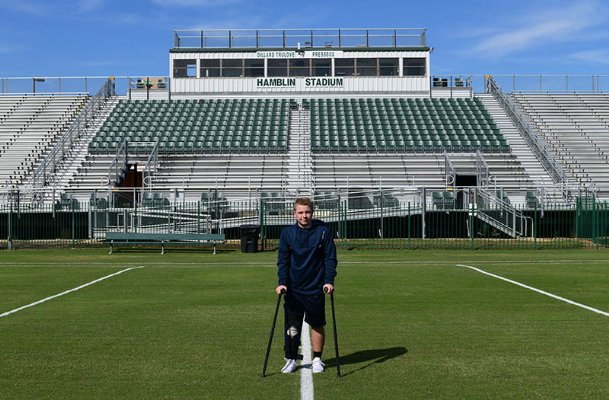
{"left": 268, "top": 59, "right": 288, "bottom": 77}
{"left": 312, "top": 59, "right": 331, "bottom": 76}
{"left": 379, "top": 58, "right": 399, "bottom": 76}
{"left": 200, "top": 60, "right": 220, "bottom": 77}
{"left": 335, "top": 59, "right": 355, "bottom": 76}
{"left": 244, "top": 59, "right": 265, "bottom": 77}
{"left": 222, "top": 59, "right": 243, "bottom": 77}
{"left": 356, "top": 58, "right": 377, "bottom": 76}
{"left": 174, "top": 59, "right": 197, "bottom": 78}
{"left": 403, "top": 58, "right": 426, "bottom": 76}
{"left": 289, "top": 59, "right": 310, "bottom": 77}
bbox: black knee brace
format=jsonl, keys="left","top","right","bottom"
{"left": 284, "top": 312, "right": 304, "bottom": 359}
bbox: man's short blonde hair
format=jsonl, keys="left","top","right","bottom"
{"left": 293, "top": 197, "right": 315, "bottom": 212}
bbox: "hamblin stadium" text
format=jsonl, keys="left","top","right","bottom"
{"left": 256, "top": 78, "right": 344, "bottom": 87}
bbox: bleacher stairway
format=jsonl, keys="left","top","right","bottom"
{"left": 33, "top": 97, "right": 120, "bottom": 191}
{"left": 286, "top": 103, "right": 313, "bottom": 196}
{"left": 477, "top": 93, "right": 565, "bottom": 204}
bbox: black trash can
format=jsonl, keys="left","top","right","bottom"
{"left": 240, "top": 224, "right": 260, "bottom": 253}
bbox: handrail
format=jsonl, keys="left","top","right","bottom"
{"left": 475, "top": 149, "right": 490, "bottom": 187}
{"left": 486, "top": 75, "right": 573, "bottom": 201}
{"left": 108, "top": 140, "right": 128, "bottom": 187}
{"left": 142, "top": 141, "right": 160, "bottom": 191}
{"left": 476, "top": 186, "right": 527, "bottom": 237}
{"left": 0, "top": 92, "right": 90, "bottom": 97}
{"left": 27, "top": 78, "right": 116, "bottom": 189}
{"left": 444, "top": 151, "right": 456, "bottom": 186}
{"left": 173, "top": 28, "right": 428, "bottom": 49}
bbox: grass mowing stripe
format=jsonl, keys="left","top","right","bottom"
{"left": 301, "top": 321, "right": 314, "bottom": 400}
{"left": 457, "top": 264, "right": 609, "bottom": 318}
{"left": 0, "top": 266, "right": 145, "bottom": 318}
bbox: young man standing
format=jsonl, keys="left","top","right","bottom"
{"left": 276, "top": 197, "right": 337, "bottom": 374}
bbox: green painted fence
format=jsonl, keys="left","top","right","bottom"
{"left": 1, "top": 190, "right": 608, "bottom": 251}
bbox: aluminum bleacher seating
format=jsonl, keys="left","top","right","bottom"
{"left": 309, "top": 97, "right": 509, "bottom": 153}
{"left": 88, "top": 98, "right": 289, "bottom": 154}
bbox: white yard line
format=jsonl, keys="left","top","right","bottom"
{"left": 300, "top": 321, "right": 314, "bottom": 400}
{"left": 0, "top": 266, "right": 145, "bottom": 318}
{"left": 457, "top": 264, "right": 609, "bottom": 318}
{"left": 3, "top": 259, "right": 609, "bottom": 268}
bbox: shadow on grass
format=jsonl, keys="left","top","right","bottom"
{"left": 324, "top": 346, "right": 408, "bottom": 377}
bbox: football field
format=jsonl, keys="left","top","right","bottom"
{"left": 2, "top": 248, "right": 609, "bottom": 399}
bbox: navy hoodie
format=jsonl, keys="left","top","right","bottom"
{"left": 277, "top": 220, "right": 337, "bottom": 295}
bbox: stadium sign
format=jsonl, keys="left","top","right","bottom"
{"left": 256, "top": 77, "right": 344, "bottom": 88}
{"left": 256, "top": 51, "right": 298, "bottom": 58}
{"left": 305, "top": 77, "right": 344, "bottom": 87}
{"left": 304, "top": 50, "right": 343, "bottom": 58}
{"left": 255, "top": 50, "right": 343, "bottom": 59}
{"left": 257, "top": 78, "right": 297, "bottom": 87}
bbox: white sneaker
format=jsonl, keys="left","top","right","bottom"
{"left": 312, "top": 357, "right": 325, "bottom": 373}
{"left": 281, "top": 359, "right": 297, "bottom": 374}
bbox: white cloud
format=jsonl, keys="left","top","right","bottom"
{"left": 0, "top": 45, "right": 15, "bottom": 54}
{"left": 569, "top": 49, "right": 609, "bottom": 65}
{"left": 76, "top": 0, "right": 104, "bottom": 13}
{"left": 0, "top": 0, "right": 46, "bottom": 15}
{"left": 150, "top": 0, "right": 241, "bottom": 7}
{"left": 79, "top": 60, "right": 116, "bottom": 68}
{"left": 471, "top": 1, "right": 609, "bottom": 58}
{"left": 0, "top": 41, "right": 26, "bottom": 54}
{"left": 112, "top": 13, "right": 146, "bottom": 25}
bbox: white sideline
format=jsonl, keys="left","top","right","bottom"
{"left": 0, "top": 266, "right": 145, "bottom": 318}
{"left": 457, "top": 264, "right": 609, "bottom": 318}
{"left": 300, "top": 321, "right": 314, "bottom": 400}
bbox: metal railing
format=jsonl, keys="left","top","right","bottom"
{"left": 432, "top": 75, "right": 609, "bottom": 95}
{"left": 475, "top": 150, "right": 491, "bottom": 188}
{"left": 3, "top": 74, "right": 609, "bottom": 97}
{"left": 486, "top": 75, "right": 574, "bottom": 201}
{"left": 0, "top": 76, "right": 160, "bottom": 97}
{"left": 2, "top": 187, "right": 608, "bottom": 250}
{"left": 475, "top": 186, "right": 529, "bottom": 238}
{"left": 108, "top": 140, "right": 129, "bottom": 187}
{"left": 142, "top": 141, "right": 160, "bottom": 192}
{"left": 444, "top": 151, "right": 456, "bottom": 186}
{"left": 26, "top": 78, "right": 116, "bottom": 191}
{"left": 173, "top": 28, "right": 428, "bottom": 49}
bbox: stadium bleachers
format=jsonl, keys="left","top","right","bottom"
{"left": 512, "top": 93, "right": 609, "bottom": 196}
{"left": 60, "top": 94, "right": 539, "bottom": 203}
{"left": 0, "top": 95, "right": 88, "bottom": 187}
{"left": 312, "top": 151, "right": 532, "bottom": 195}
{"left": 2, "top": 90, "right": 585, "bottom": 206}
{"left": 309, "top": 97, "right": 509, "bottom": 153}
{"left": 88, "top": 98, "right": 290, "bottom": 154}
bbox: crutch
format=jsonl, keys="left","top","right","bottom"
{"left": 325, "top": 287, "right": 341, "bottom": 378}
{"left": 262, "top": 289, "right": 284, "bottom": 377}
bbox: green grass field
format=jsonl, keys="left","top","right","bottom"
{"left": 2, "top": 248, "right": 609, "bottom": 399}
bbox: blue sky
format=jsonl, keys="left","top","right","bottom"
{"left": 1, "top": 0, "right": 609, "bottom": 78}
